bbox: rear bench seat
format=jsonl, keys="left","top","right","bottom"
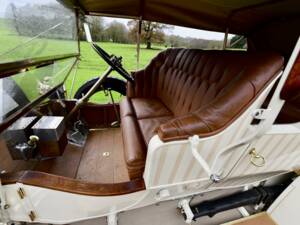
{"left": 120, "top": 48, "right": 284, "bottom": 180}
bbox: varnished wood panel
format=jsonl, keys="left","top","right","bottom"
{"left": 76, "top": 128, "right": 129, "bottom": 183}
{"left": 34, "top": 144, "right": 83, "bottom": 178}
{"left": 0, "top": 171, "right": 145, "bottom": 196}
{"left": 112, "top": 129, "right": 130, "bottom": 182}
{"left": 1, "top": 128, "right": 129, "bottom": 184}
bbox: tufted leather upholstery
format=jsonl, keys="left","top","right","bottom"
{"left": 121, "top": 48, "right": 284, "bottom": 179}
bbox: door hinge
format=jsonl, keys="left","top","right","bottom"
{"left": 17, "top": 187, "right": 25, "bottom": 199}
{"left": 28, "top": 210, "right": 36, "bottom": 221}
{"left": 17, "top": 186, "right": 37, "bottom": 221}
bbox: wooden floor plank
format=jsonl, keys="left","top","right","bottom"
{"left": 76, "top": 128, "right": 129, "bottom": 183}
{"left": 34, "top": 144, "right": 84, "bottom": 178}
{"left": 112, "top": 129, "right": 130, "bottom": 182}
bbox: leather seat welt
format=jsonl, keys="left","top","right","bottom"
{"left": 120, "top": 97, "right": 135, "bottom": 118}
{"left": 138, "top": 116, "right": 173, "bottom": 144}
{"left": 131, "top": 98, "right": 172, "bottom": 119}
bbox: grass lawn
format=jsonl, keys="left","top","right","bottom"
{"left": 65, "top": 42, "right": 164, "bottom": 102}
{"left": 0, "top": 18, "right": 164, "bottom": 103}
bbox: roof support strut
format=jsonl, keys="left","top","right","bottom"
{"left": 136, "top": 18, "right": 142, "bottom": 69}
{"left": 223, "top": 27, "right": 229, "bottom": 50}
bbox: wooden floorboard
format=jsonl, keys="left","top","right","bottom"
{"left": 2, "top": 128, "right": 129, "bottom": 183}
{"left": 34, "top": 144, "right": 84, "bottom": 178}
{"left": 112, "top": 129, "right": 129, "bottom": 182}
{"left": 76, "top": 128, "right": 129, "bottom": 183}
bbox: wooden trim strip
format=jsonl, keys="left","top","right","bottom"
{"left": 0, "top": 53, "right": 79, "bottom": 78}
{"left": 1, "top": 171, "right": 145, "bottom": 196}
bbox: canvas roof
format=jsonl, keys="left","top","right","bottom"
{"left": 61, "top": 0, "right": 300, "bottom": 34}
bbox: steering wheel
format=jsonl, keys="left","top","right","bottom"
{"left": 92, "top": 43, "right": 134, "bottom": 82}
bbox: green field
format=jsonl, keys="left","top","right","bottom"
{"left": 0, "top": 18, "right": 163, "bottom": 103}
{"left": 65, "top": 42, "right": 163, "bottom": 102}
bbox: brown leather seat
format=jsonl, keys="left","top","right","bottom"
{"left": 276, "top": 54, "right": 300, "bottom": 123}
{"left": 120, "top": 48, "right": 284, "bottom": 179}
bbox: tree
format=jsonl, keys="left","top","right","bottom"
{"left": 128, "top": 20, "right": 172, "bottom": 49}
{"left": 88, "top": 17, "right": 105, "bottom": 42}
{"left": 105, "top": 21, "right": 129, "bottom": 43}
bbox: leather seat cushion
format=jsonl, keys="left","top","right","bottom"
{"left": 121, "top": 116, "right": 147, "bottom": 179}
{"left": 131, "top": 98, "right": 172, "bottom": 119}
{"left": 138, "top": 116, "right": 173, "bottom": 144}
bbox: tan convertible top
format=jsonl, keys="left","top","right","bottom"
{"left": 61, "top": 0, "right": 300, "bottom": 34}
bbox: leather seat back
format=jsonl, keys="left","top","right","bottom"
{"left": 138, "top": 49, "right": 284, "bottom": 118}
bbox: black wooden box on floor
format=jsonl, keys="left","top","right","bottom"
{"left": 32, "top": 116, "right": 67, "bottom": 157}
{"left": 3, "top": 116, "right": 38, "bottom": 160}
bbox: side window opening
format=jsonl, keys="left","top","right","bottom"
{"left": 228, "top": 35, "right": 248, "bottom": 50}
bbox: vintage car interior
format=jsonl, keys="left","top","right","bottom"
{"left": 0, "top": 0, "right": 299, "bottom": 224}
{"left": 121, "top": 49, "right": 284, "bottom": 179}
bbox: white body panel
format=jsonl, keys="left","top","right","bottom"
{"left": 4, "top": 173, "right": 289, "bottom": 224}
{"left": 268, "top": 177, "right": 300, "bottom": 225}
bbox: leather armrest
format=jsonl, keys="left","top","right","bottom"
{"left": 157, "top": 113, "right": 210, "bottom": 141}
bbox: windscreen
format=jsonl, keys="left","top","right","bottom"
{"left": 0, "top": 0, "right": 78, "bottom": 123}
{"left": 0, "top": 0, "right": 78, "bottom": 63}
{"left": 0, "top": 57, "right": 76, "bottom": 122}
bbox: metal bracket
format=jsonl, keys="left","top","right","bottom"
{"left": 189, "top": 135, "right": 212, "bottom": 176}
{"left": 252, "top": 108, "right": 272, "bottom": 120}
{"left": 17, "top": 188, "right": 25, "bottom": 199}
{"left": 238, "top": 207, "right": 250, "bottom": 217}
{"left": 107, "top": 213, "right": 118, "bottom": 225}
{"left": 178, "top": 198, "right": 194, "bottom": 224}
{"left": 16, "top": 184, "right": 37, "bottom": 222}
{"left": 210, "top": 174, "right": 222, "bottom": 183}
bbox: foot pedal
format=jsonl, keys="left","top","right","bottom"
{"left": 67, "top": 120, "right": 88, "bottom": 147}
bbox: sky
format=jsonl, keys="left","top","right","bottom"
{"left": 104, "top": 17, "right": 230, "bottom": 41}
{"left": 0, "top": 0, "right": 54, "bottom": 17}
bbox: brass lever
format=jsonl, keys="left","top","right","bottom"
{"left": 28, "top": 135, "right": 39, "bottom": 147}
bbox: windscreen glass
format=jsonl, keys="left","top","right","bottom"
{"left": 0, "top": 57, "right": 76, "bottom": 122}
{"left": 0, "top": 0, "right": 78, "bottom": 63}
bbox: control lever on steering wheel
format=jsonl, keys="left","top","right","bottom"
{"left": 91, "top": 43, "right": 134, "bottom": 83}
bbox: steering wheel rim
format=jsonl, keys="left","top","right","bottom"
{"left": 92, "top": 43, "right": 134, "bottom": 82}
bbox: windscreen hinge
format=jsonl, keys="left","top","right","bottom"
{"left": 17, "top": 187, "right": 25, "bottom": 199}
{"left": 17, "top": 184, "right": 37, "bottom": 222}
